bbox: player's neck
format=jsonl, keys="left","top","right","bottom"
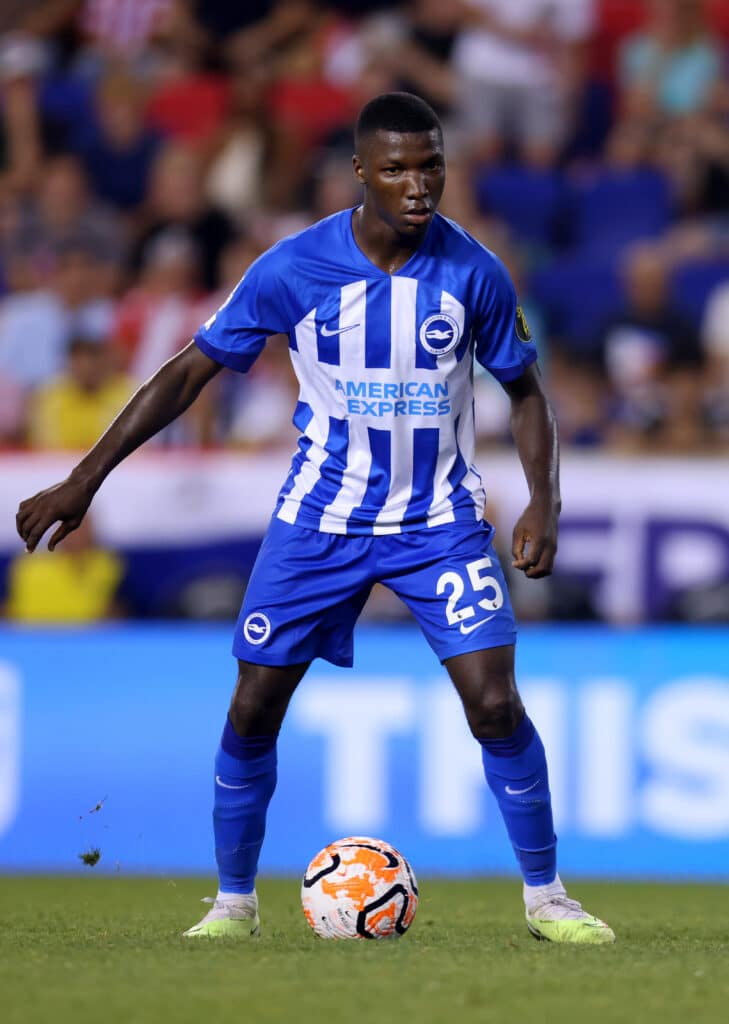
{"left": 352, "top": 205, "right": 429, "bottom": 275}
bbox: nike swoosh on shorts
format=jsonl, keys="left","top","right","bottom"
{"left": 459, "top": 614, "right": 496, "bottom": 635}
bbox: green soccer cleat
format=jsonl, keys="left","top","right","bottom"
{"left": 524, "top": 880, "right": 615, "bottom": 945}
{"left": 182, "top": 894, "right": 260, "bottom": 939}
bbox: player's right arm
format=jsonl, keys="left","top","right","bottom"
{"left": 16, "top": 341, "right": 222, "bottom": 553}
{"left": 17, "top": 240, "right": 294, "bottom": 553}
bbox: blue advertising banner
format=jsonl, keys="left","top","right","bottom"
{"left": 0, "top": 625, "right": 728, "bottom": 878}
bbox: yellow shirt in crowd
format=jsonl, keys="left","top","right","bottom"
{"left": 28, "top": 375, "right": 136, "bottom": 450}
{"left": 5, "top": 550, "right": 124, "bottom": 624}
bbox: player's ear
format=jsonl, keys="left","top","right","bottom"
{"left": 352, "top": 154, "right": 366, "bottom": 186}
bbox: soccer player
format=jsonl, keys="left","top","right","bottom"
{"left": 16, "top": 93, "right": 614, "bottom": 944}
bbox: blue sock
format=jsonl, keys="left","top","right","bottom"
{"left": 213, "top": 717, "right": 277, "bottom": 894}
{"left": 479, "top": 714, "right": 557, "bottom": 885}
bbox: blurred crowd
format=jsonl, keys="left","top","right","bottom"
{"left": 1, "top": 0, "right": 728, "bottom": 457}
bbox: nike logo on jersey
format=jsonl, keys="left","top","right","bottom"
{"left": 215, "top": 776, "right": 251, "bottom": 790}
{"left": 505, "top": 780, "right": 540, "bottom": 796}
{"left": 459, "top": 614, "right": 495, "bottom": 634}
{"left": 320, "top": 322, "right": 361, "bottom": 337}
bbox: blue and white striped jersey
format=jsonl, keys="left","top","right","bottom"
{"left": 194, "top": 209, "right": 537, "bottom": 535}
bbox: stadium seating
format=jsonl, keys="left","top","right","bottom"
{"left": 569, "top": 167, "right": 673, "bottom": 257}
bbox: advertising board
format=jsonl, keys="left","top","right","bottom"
{"left": 1, "top": 625, "right": 727, "bottom": 878}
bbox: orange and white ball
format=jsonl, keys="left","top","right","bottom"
{"left": 301, "top": 836, "right": 419, "bottom": 940}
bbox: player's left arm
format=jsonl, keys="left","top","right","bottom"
{"left": 501, "top": 364, "right": 561, "bottom": 579}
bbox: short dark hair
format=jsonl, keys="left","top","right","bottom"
{"left": 355, "top": 92, "right": 442, "bottom": 150}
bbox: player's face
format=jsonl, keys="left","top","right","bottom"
{"left": 354, "top": 129, "right": 445, "bottom": 237}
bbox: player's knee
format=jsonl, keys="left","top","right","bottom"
{"left": 229, "top": 690, "right": 278, "bottom": 736}
{"left": 229, "top": 668, "right": 283, "bottom": 736}
{"left": 466, "top": 689, "right": 524, "bottom": 740}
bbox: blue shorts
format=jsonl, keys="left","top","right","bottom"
{"left": 233, "top": 517, "right": 517, "bottom": 667}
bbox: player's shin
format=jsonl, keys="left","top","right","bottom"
{"left": 478, "top": 714, "right": 557, "bottom": 885}
{"left": 213, "top": 717, "right": 277, "bottom": 894}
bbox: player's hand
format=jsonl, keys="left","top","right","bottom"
{"left": 16, "top": 476, "right": 95, "bottom": 553}
{"left": 511, "top": 499, "right": 559, "bottom": 579}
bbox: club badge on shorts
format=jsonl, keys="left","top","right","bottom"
{"left": 243, "top": 612, "right": 271, "bottom": 645}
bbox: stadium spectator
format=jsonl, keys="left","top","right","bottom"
{"left": 548, "top": 351, "right": 606, "bottom": 448}
{"left": 261, "top": 9, "right": 357, "bottom": 208}
{"left": 190, "top": 234, "right": 298, "bottom": 450}
{"left": 204, "top": 63, "right": 267, "bottom": 222}
{"left": 470, "top": 231, "right": 550, "bottom": 444}
{"left": 4, "top": 1, "right": 172, "bottom": 55}
{"left": 332, "top": 4, "right": 461, "bottom": 123}
{"left": 76, "top": 70, "right": 161, "bottom": 213}
{"left": 654, "top": 110, "right": 729, "bottom": 258}
{"left": 308, "top": 154, "right": 362, "bottom": 221}
{"left": 11, "top": 1, "right": 176, "bottom": 81}
{"left": 659, "top": 358, "right": 707, "bottom": 450}
{"left": 613, "top": 2, "right": 729, "bottom": 260}
{"left": 145, "top": 30, "right": 230, "bottom": 150}
{"left": 27, "top": 333, "right": 135, "bottom": 450}
{"left": 0, "top": 0, "right": 724, "bottom": 469}
{"left": 0, "top": 239, "right": 115, "bottom": 393}
{"left": 590, "top": 0, "right": 647, "bottom": 85}
{"left": 182, "top": 0, "right": 282, "bottom": 42}
{"left": 437, "top": 151, "right": 506, "bottom": 247}
{"left": 79, "top": 0, "right": 174, "bottom": 61}
{"left": 618, "top": 0, "right": 723, "bottom": 120}
{"left": 0, "top": 371, "right": 25, "bottom": 444}
{"left": 0, "top": 255, "right": 67, "bottom": 391}
{"left": 214, "top": 1, "right": 316, "bottom": 69}
{"left": 3, "top": 512, "right": 126, "bottom": 623}
{"left": 6, "top": 154, "right": 123, "bottom": 276}
{"left": 131, "top": 141, "right": 236, "bottom": 289}
{"left": 0, "top": 33, "right": 50, "bottom": 192}
{"left": 450, "top": 0, "right": 595, "bottom": 167}
{"left": 596, "top": 243, "right": 703, "bottom": 448}
{"left": 397, "top": 0, "right": 461, "bottom": 117}
{"left": 0, "top": 3, "right": 56, "bottom": 35}
{"left": 224, "top": 335, "right": 299, "bottom": 453}
{"left": 701, "top": 279, "right": 729, "bottom": 444}
{"left": 113, "top": 226, "right": 204, "bottom": 382}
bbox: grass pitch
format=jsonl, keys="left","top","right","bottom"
{"left": 1, "top": 877, "right": 726, "bottom": 1024}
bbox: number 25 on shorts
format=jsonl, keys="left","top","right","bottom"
{"left": 436, "top": 557, "right": 504, "bottom": 629}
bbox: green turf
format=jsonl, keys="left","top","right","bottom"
{"left": 0, "top": 877, "right": 726, "bottom": 1024}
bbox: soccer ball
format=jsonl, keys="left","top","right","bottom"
{"left": 301, "top": 836, "right": 418, "bottom": 940}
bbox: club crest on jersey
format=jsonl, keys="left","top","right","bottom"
{"left": 419, "top": 313, "right": 461, "bottom": 357}
{"left": 243, "top": 612, "right": 271, "bottom": 645}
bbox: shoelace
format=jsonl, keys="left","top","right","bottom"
{"left": 529, "top": 894, "right": 585, "bottom": 920}
{"left": 199, "top": 895, "right": 257, "bottom": 916}
{"left": 197, "top": 896, "right": 233, "bottom": 918}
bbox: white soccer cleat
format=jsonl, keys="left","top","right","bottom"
{"left": 524, "top": 877, "right": 615, "bottom": 945}
{"left": 182, "top": 892, "right": 261, "bottom": 939}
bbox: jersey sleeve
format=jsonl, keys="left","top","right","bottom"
{"left": 193, "top": 245, "right": 293, "bottom": 372}
{"left": 473, "top": 255, "right": 538, "bottom": 383}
